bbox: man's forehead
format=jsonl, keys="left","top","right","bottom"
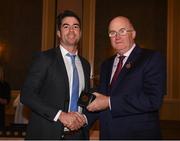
{"left": 109, "top": 17, "right": 131, "bottom": 30}
{"left": 62, "top": 17, "right": 79, "bottom": 24}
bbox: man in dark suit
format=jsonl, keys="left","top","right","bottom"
{"left": 20, "top": 10, "right": 90, "bottom": 140}
{"left": 87, "top": 16, "right": 166, "bottom": 139}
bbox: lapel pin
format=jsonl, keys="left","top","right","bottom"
{"left": 125, "top": 62, "right": 134, "bottom": 69}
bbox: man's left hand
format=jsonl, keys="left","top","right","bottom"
{"left": 87, "top": 92, "right": 109, "bottom": 112}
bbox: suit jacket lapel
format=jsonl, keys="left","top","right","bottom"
{"left": 79, "top": 56, "right": 90, "bottom": 92}
{"left": 103, "top": 55, "right": 116, "bottom": 90}
{"left": 55, "top": 47, "right": 69, "bottom": 99}
{"left": 55, "top": 48, "right": 90, "bottom": 99}
{"left": 111, "top": 46, "right": 142, "bottom": 92}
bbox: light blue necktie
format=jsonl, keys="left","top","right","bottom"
{"left": 67, "top": 54, "right": 79, "bottom": 112}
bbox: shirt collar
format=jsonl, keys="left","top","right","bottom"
{"left": 59, "top": 44, "right": 78, "bottom": 57}
{"left": 117, "top": 43, "right": 136, "bottom": 58}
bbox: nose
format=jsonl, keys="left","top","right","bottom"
{"left": 115, "top": 32, "right": 122, "bottom": 39}
{"left": 69, "top": 26, "right": 75, "bottom": 32}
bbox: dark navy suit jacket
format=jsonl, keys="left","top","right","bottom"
{"left": 87, "top": 45, "right": 166, "bottom": 140}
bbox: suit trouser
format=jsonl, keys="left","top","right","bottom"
{"left": 61, "top": 129, "right": 83, "bottom": 140}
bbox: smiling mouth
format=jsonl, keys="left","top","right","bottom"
{"left": 68, "top": 34, "right": 76, "bottom": 39}
{"left": 116, "top": 41, "right": 123, "bottom": 44}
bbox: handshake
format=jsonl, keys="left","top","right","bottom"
{"left": 59, "top": 91, "right": 110, "bottom": 131}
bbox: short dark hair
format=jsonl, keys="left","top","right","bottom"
{"left": 56, "top": 10, "right": 81, "bottom": 30}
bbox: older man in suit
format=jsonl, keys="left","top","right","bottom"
{"left": 21, "top": 10, "right": 90, "bottom": 140}
{"left": 87, "top": 16, "right": 166, "bottom": 140}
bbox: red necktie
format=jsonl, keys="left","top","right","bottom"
{"left": 110, "top": 56, "right": 125, "bottom": 86}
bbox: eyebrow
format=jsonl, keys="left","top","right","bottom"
{"left": 62, "top": 23, "right": 80, "bottom": 26}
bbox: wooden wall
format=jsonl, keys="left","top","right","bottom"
{"left": 160, "top": 0, "right": 180, "bottom": 120}
{"left": 0, "top": 0, "right": 43, "bottom": 90}
{"left": 2, "top": 0, "right": 180, "bottom": 124}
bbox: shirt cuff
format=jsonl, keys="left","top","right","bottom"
{"left": 83, "top": 114, "right": 88, "bottom": 126}
{"left": 109, "top": 97, "right": 111, "bottom": 110}
{"left": 54, "top": 110, "right": 62, "bottom": 121}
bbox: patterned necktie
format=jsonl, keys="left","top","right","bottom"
{"left": 110, "top": 55, "right": 125, "bottom": 86}
{"left": 67, "top": 54, "right": 79, "bottom": 112}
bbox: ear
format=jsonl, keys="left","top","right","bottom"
{"left": 57, "top": 30, "right": 60, "bottom": 38}
{"left": 79, "top": 31, "right": 82, "bottom": 38}
{"left": 132, "top": 30, "right": 136, "bottom": 39}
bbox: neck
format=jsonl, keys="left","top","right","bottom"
{"left": 60, "top": 43, "right": 77, "bottom": 54}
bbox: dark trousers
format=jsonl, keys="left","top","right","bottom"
{"left": 61, "top": 130, "right": 83, "bottom": 140}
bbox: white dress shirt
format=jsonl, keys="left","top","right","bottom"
{"left": 54, "top": 45, "right": 85, "bottom": 121}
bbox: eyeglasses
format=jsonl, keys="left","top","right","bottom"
{"left": 108, "top": 28, "right": 134, "bottom": 37}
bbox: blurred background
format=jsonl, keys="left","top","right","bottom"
{"left": 0, "top": 0, "right": 179, "bottom": 139}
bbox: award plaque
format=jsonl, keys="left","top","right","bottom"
{"left": 78, "top": 91, "right": 96, "bottom": 107}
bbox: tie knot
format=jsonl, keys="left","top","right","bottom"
{"left": 67, "top": 53, "right": 76, "bottom": 61}
{"left": 118, "top": 55, "right": 125, "bottom": 62}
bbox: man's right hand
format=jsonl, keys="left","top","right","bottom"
{"left": 87, "top": 92, "right": 110, "bottom": 112}
{"left": 59, "top": 112, "right": 86, "bottom": 131}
